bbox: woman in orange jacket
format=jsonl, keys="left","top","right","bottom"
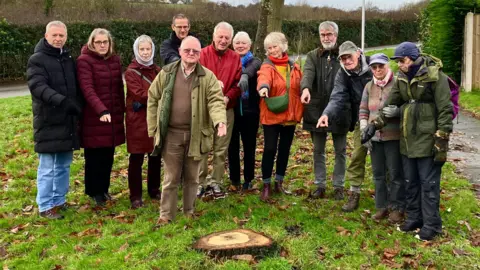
{"left": 257, "top": 32, "right": 304, "bottom": 201}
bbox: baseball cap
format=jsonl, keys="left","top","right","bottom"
{"left": 391, "top": 42, "right": 420, "bottom": 60}
{"left": 369, "top": 53, "right": 389, "bottom": 65}
{"left": 338, "top": 41, "right": 359, "bottom": 58}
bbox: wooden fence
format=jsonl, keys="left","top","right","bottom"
{"left": 462, "top": 12, "right": 480, "bottom": 92}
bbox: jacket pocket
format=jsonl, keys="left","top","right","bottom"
{"left": 200, "top": 128, "right": 214, "bottom": 154}
{"left": 418, "top": 104, "right": 436, "bottom": 134}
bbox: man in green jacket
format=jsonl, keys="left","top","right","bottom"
{"left": 147, "top": 36, "right": 227, "bottom": 225}
{"left": 362, "top": 42, "right": 453, "bottom": 241}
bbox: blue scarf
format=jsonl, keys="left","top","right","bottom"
{"left": 241, "top": 51, "right": 254, "bottom": 70}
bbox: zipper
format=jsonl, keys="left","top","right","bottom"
{"left": 106, "top": 60, "right": 115, "bottom": 148}
{"left": 59, "top": 54, "right": 77, "bottom": 150}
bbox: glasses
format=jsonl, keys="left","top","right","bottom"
{"left": 182, "top": 48, "right": 200, "bottom": 55}
{"left": 371, "top": 64, "right": 385, "bottom": 70}
{"left": 175, "top": 25, "right": 189, "bottom": 30}
{"left": 320, "top": 33, "right": 334, "bottom": 39}
{"left": 94, "top": 40, "right": 109, "bottom": 46}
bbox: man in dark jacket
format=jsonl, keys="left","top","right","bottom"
{"left": 362, "top": 42, "right": 453, "bottom": 240}
{"left": 160, "top": 14, "right": 200, "bottom": 65}
{"left": 300, "top": 21, "right": 348, "bottom": 200}
{"left": 27, "top": 21, "right": 82, "bottom": 219}
{"left": 317, "top": 41, "right": 372, "bottom": 212}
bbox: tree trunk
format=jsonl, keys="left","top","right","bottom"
{"left": 267, "top": 0, "right": 284, "bottom": 33}
{"left": 253, "top": 0, "right": 271, "bottom": 58}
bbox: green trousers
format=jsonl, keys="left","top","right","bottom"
{"left": 346, "top": 122, "right": 368, "bottom": 189}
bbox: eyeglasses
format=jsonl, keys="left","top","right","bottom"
{"left": 94, "top": 40, "right": 109, "bottom": 46}
{"left": 320, "top": 33, "right": 334, "bottom": 38}
{"left": 175, "top": 25, "right": 189, "bottom": 30}
{"left": 371, "top": 64, "right": 385, "bottom": 70}
{"left": 182, "top": 48, "right": 200, "bottom": 55}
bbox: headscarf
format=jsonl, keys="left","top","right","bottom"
{"left": 133, "top": 36, "right": 155, "bottom": 67}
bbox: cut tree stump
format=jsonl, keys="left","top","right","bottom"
{"left": 193, "top": 229, "right": 276, "bottom": 258}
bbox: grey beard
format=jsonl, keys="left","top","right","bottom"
{"left": 321, "top": 42, "right": 335, "bottom": 50}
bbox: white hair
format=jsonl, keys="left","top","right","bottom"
{"left": 263, "top": 32, "right": 288, "bottom": 55}
{"left": 180, "top": 36, "right": 201, "bottom": 49}
{"left": 233, "top": 31, "right": 252, "bottom": 45}
{"left": 136, "top": 34, "right": 153, "bottom": 49}
{"left": 213, "top": 22, "right": 234, "bottom": 38}
{"left": 45, "top": 21, "right": 67, "bottom": 34}
{"left": 319, "top": 21, "right": 338, "bottom": 36}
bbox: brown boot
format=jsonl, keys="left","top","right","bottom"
{"left": 372, "top": 208, "right": 388, "bottom": 221}
{"left": 312, "top": 187, "right": 326, "bottom": 199}
{"left": 388, "top": 210, "right": 405, "bottom": 224}
{"left": 40, "top": 208, "right": 64, "bottom": 220}
{"left": 342, "top": 192, "right": 360, "bottom": 212}
{"left": 260, "top": 183, "right": 271, "bottom": 201}
{"left": 274, "top": 181, "right": 292, "bottom": 195}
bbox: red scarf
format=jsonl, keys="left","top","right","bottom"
{"left": 268, "top": 53, "right": 289, "bottom": 66}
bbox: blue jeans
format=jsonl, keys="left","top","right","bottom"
{"left": 36, "top": 152, "right": 73, "bottom": 212}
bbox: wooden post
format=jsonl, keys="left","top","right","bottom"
{"left": 473, "top": 14, "right": 480, "bottom": 90}
{"left": 267, "top": 0, "right": 284, "bottom": 33}
{"left": 462, "top": 12, "right": 474, "bottom": 92}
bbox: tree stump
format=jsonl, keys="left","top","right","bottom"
{"left": 193, "top": 229, "right": 275, "bottom": 258}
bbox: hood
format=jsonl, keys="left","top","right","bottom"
{"left": 340, "top": 52, "right": 369, "bottom": 77}
{"left": 34, "top": 38, "right": 67, "bottom": 56}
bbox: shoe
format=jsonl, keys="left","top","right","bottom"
{"left": 372, "top": 208, "right": 389, "bottom": 221}
{"left": 228, "top": 184, "right": 241, "bottom": 193}
{"left": 417, "top": 227, "right": 440, "bottom": 241}
{"left": 93, "top": 195, "right": 106, "bottom": 207}
{"left": 131, "top": 199, "right": 144, "bottom": 209}
{"left": 388, "top": 210, "right": 405, "bottom": 224}
{"left": 399, "top": 220, "right": 423, "bottom": 232}
{"left": 40, "top": 208, "right": 64, "bottom": 220}
{"left": 154, "top": 217, "right": 171, "bottom": 228}
{"left": 333, "top": 187, "right": 344, "bottom": 200}
{"left": 312, "top": 187, "right": 326, "bottom": 199}
{"left": 54, "top": 203, "right": 68, "bottom": 212}
{"left": 260, "top": 183, "right": 271, "bottom": 201}
{"left": 242, "top": 182, "right": 253, "bottom": 191}
{"left": 211, "top": 184, "right": 226, "bottom": 199}
{"left": 342, "top": 192, "right": 360, "bottom": 212}
{"left": 274, "top": 181, "right": 291, "bottom": 195}
{"left": 197, "top": 185, "right": 205, "bottom": 198}
{"left": 150, "top": 192, "right": 161, "bottom": 201}
{"left": 103, "top": 193, "right": 112, "bottom": 201}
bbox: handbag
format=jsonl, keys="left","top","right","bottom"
{"left": 265, "top": 65, "right": 290, "bottom": 113}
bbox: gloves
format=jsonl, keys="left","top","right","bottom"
{"left": 382, "top": 105, "right": 400, "bottom": 118}
{"left": 132, "top": 101, "right": 144, "bottom": 112}
{"left": 363, "top": 140, "right": 373, "bottom": 152}
{"left": 360, "top": 119, "right": 368, "bottom": 131}
{"left": 259, "top": 88, "right": 269, "bottom": 98}
{"left": 433, "top": 130, "right": 449, "bottom": 163}
{"left": 62, "top": 98, "right": 82, "bottom": 115}
{"left": 238, "top": 74, "right": 249, "bottom": 93}
{"left": 361, "top": 123, "right": 376, "bottom": 144}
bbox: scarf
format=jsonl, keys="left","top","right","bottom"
{"left": 268, "top": 53, "right": 289, "bottom": 66}
{"left": 133, "top": 37, "right": 155, "bottom": 67}
{"left": 241, "top": 51, "right": 254, "bottom": 70}
{"left": 373, "top": 69, "right": 393, "bottom": 87}
{"left": 406, "top": 58, "right": 424, "bottom": 82}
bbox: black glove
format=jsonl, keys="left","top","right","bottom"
{"left": 132, "top": 101, "right": 144, "bottom": 112}
{"left": 361, "top": 123, "right": 376, "bottom": 144}
{"left": 62, "top": 98, "right": 82, "bottom": 115}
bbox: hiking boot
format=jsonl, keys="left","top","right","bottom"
{"left": 417, "top": 227, "right": 440, "bottom": 241}
{"left": 342, "top": 192, "right": 360, "bottom": 212}
{"left": 154, "top": 217, "right": 171, "bottom": 228}
{"left": 131, "top": 199, "right": 144, "bottom": 209}
{"left": 399, "top": 220, "right": 423, "bottom": 232}
{"left": 40, "top": 208, "right": 64, "bottom": 220}
{"left": 242, "top": 182, "right": 253, "bottom": 191}
{"left": 211, "top": 184, "right": 226, "bottom": 199}
{"left": 333, "top": 187, "right": 344, "bottom": 200}
{"left": 260, "top": 183, "right": 271, "bottom": 202}
{"left": 311, "top": 187, "right": 326, "bottom": 199}
{"left": 274, "top": 181, "right": 291, "bottom": 195}
{"left": 228, "top": 184, "right": 241, "bottom": 193}
{"left": 54, "top": 203, "right": 68, "bottom": 212}
{"left": 372, "top": 208, "right": 388, "bottom": 221}
{"left": 197, "top": 185, "right": 205, "bottom": 198}
{"left": 149, "top": 192, "right": 161, "bottom": 201}
{"left": 93, "top": 194, "right": 106, "bottom": 207}
{"left": 103, "top": 193, "right": 112, "bottom": 201}
{"left": 388, "top": 210, "right": 405, "bottom": 224}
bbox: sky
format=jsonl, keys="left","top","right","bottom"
{"left": 208, "top": 0, "right": 424, "bottom": 11}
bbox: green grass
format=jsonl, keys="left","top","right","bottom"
{"left": 459, "top": 89, "right": 480, "bottom": 117}
{"left": 1, "top": 96, "right": 479, "bottom": 269}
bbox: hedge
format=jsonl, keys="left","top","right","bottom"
{"left": 0, "top": 18, "right": 418, "bottom": 81}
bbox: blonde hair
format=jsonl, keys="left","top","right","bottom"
{"left": 87, "top": 28, "right": 114, "bottom": 59}
{"left": 263, "top": 32, "right": 288, "bottom": 56}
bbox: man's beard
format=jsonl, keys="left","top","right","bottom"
{"left": 321, "top": 42, "right": 335, "bottom": 50}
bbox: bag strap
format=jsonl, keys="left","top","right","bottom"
{"left": 286, "top": 64, "right": 291, "bottom": 94}
{"left": 128, "top": 68, "right": 153, "bottom": 85}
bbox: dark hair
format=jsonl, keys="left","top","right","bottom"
{"left": 172, "top": 14, "right": 189, "bottom": 26}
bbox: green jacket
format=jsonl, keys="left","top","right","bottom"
{"left": 376, "top": 54, "right": 453, "bottom": 158}
{"left": 147, "top": 61, "right": 227, "bottom": 160}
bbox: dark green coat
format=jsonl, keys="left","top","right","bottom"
{"left": 300, "top": 46, "right": 349, "bottom": 133}
{"left": 378, "top": 54, "right": 453, "bottom": 158}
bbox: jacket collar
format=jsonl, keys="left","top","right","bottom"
{"left": 263, "top": 57, "right": 295, "bottom": 70}
{"left": 34, "top": 38, "right": 68, "bottom": 57}
{"left": 341, "top": 52, "right": 370, "bottom": 77}
{"left": 316, "top": 44, "right": 339, "bottom": 58}
{"left": 397, "top": 54, "right": 442, "bottom": 83}
{"left": 163, "top": 60, "right": 206, "bottom": 77}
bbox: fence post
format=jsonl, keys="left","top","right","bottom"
{"left": 462, "top": 12, "right": 473, "bottom": 92}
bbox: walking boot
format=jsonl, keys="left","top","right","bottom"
{"left": 260, "top": 183, "right": 271, "bottom": 202}
{"left": 372, "top": 208, "right": 388, "bottom": 221}
{"left": 333, "top": 187, "right": 344, "bottom": 200}
{"left": 274, "top": 181, "right": 291, "bottom": 195}
{"left": 311, "top": 187, "right": 326, "bottom": 199}
{"left": 342, "top": 192, "right": 360, "bottom": 212}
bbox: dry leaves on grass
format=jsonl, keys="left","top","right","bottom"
{"left": 336, "top": 226, "right": 351, "bottom": 236}
{"left": 317, "top": 247, "right": 327, "bottom": 260}
{"left": 470, "top": 231, "right": 480, "bottom": 247}
{"left": 9, "top": 223, "right": 30, "bottom": 234}
{"left": 232, "top": 216, "right": 249, "bottom": 226}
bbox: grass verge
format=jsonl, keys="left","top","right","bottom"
{"left": 459, "top": 89, "right": 480, "bottom": 118}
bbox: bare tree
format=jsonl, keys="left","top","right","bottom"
{"left": 267, "top": 0, "right": 284, "bottom": 32}
{"left": 253, "top": 0, "right": 271, "bottom": 57}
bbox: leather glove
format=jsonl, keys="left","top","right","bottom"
{"left": 361, "top": 123, "right": 376, "bottom": 144}
{"left": 238, "top": 74, "right": 249, "bottom": 93}
{"left": 259, "top": 88, "right": 269, "bottom": 98}
{"left": 382, "top": 105, "right": 400, "bottom": 118}
{"left": 360, "top": 119, "right": 368, "bottom": 131}
{"left": 132, "top": 101, "right": 144, "bottom": 112}
{"left": 62, "top": 98, "right": 82, "bottom": 115}
{"left": 433, "top": 130, "right": 449, "bottom": 164}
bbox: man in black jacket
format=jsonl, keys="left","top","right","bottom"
{"left": 160, "top": 14, "right": 200, "bottom": 65}
{"left": 27, "top": 21, "right": 82, "bottom": 220}
{"left": 317, "top": 41, "right": 373, "bottom": 212}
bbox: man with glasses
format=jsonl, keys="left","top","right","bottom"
{"left": 197, "top": 21, "right": 242, "bottom": 199}
{"left": 317, "top": 41, "right": 373, "bottom": 212}
{"left": 361, "top": 42, "right": 453, "bottom": 241}
{"left": 147, "top": 36, "right": 227, "bottom": 225}
{"left": 160, "top": 14, "right": 201, "bottom": 65}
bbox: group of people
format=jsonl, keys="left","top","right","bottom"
{"left": 28, "top": 14, "right": 453, "bottom": 241}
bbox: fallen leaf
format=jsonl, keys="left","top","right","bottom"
{"left": 276, "top": 204, "right": 290, "bottom": 211}
{"left": 77, "top": 228, "right": 102, "bottom": 237}
{"left": 22, "top": 205, "right": 33, "bottom": 212}
{"left": 452, "top": 248, "right": 470, "bottom": 256}
{"left": 280, "top": 247, "right": 289, "bottom": 258}
{"left": 232, "top": 216, "right": 249, "bottom": 226}
{"left": 334, "top": 253, "right": 344, "bottom": 259}
{"left": 317, "top": 247, "right": 327, "bottom": 260}
{"left": 39, "top": 248, "right": 48, "bottom": 258}
{"left": 381, "top": 258, "right": 402, "bottom": 268}
{"left": 52, "top": 265, "right": 63, "bottom": 270}
{"left": 457, "top": 220, "right": 472, "bottom": 231}
{"left": 470, "top": 231, "right": 480, "bottom": 247}
{"left": 232, "top": 254, "right": 255, "bottom": 264}
{"left": 74, "top": 245, "right": 84, "bottom": 252}
{"left": 403, "top": 258, "right": 419, "bottom": 269}
{"left": 292, "top": 188, "right": 309, "bottom": 196}
{"left": 118, "top": 242, "right": 129, "bottom": 252}
{"left": 124, "top": 253, "right": 131, "bottom": 261}
{"left": 383, "top": 248, "right": 399, "bottom": 260}
{"left": 336, "top": 226, "right": 351, "bottom": 236}
{"left": 0, "top": 246, "right": 7, "bottom": 258}
{"left": 74, "top": 180, "right": 82, "bottom": 185}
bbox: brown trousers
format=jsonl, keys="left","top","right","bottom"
{"left": 160, "top": 129, "right": 200, "bottom": 220}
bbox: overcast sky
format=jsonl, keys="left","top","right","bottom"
{"left": 209, "top": 0, "right": 423, "bottom": 10}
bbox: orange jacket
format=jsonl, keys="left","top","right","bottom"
{"left": 257, "top": 59, "right": 304, "bottom": 125}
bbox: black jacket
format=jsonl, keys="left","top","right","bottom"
{"left": 159, "top": 31, "right": 201, "bottom": 65}
{"left": 322, "top": 54, "right": 372, "bottom": 131}
{"left": 27, "top": 38, "right": 82, "bottom": 153}
{"left": 301, "top": 46, "right": 350, "bottom": 134}
{"left": 236, "top": 57, "right": 262, "bottom": 116}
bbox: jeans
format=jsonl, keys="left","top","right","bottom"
{"left": 311, "top": 132, "right": 347, "bottom": 188}
{"left": 261, "top": 124, "right": 296, "bottom": 183}
{"left": 370, "top": 141, "right": 405, "bottom": 210}
{"left": 36, "top": 151, "right": 74, "bottom": 212}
